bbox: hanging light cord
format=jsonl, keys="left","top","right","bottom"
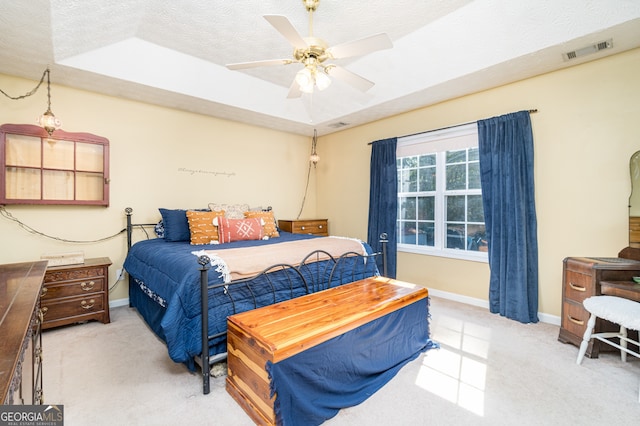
{"left": 0, "top": 205, "right": 125, "bottom": 244}
{"left": 296, "top": 162, "right": 313, "bottom": 220}
{"left": 0, "top": 68, "right": 49, "bottom": 100}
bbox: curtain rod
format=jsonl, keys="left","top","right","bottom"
{"left": 368, "top": 109, "right": 538, "bottom": 144}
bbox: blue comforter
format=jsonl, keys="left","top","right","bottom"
{"left": 124, "top": 232, "right": 376, "bottom": 368}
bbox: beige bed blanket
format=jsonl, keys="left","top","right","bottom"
{"left": 192, "top": 236, "right": 367, "bottom": 283}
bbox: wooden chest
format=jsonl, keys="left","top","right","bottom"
{"left": 42, "top": 257, "right": 112, "bottom": 329}
{"left": 278, "top": 219, "right": 328, "bottom": 236}
{"left": 558, "top": 257, "right": 640, "bottom": 357}
{"left": 226, "top": 276, "right": 428, "bottom": 425}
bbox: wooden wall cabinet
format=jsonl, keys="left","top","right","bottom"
{"left": 0, "top": 123, "right": 110, "bottom": 206}
{"left": 558, "top": 257, "right": 640, "bottom": 357}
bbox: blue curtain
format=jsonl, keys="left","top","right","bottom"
{"left": 367, "top": 137, "right": 398, "bottom": 278}
{"left": 478, "top": 111, "right": 539, "bottom": 323}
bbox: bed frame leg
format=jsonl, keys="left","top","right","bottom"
{"left": 379, "top": 233, "right": 388, "bottom": 278}
{"left": 198, "top": 255, "right": 211, "bottom": 394}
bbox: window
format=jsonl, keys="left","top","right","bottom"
{"left": 1, "top": 124, "right": 110, "bottom": 206}
{"left": 397, "top": 123, "right": 486, "bottom": 261}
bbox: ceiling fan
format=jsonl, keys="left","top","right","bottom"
{"left": 225, "top": 0, "right": 393, "bottom": 98}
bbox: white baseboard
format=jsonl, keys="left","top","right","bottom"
{"left": 428, "top": 288, "right": 561, "bottom": 326}
{"left": 110, "top": 290, "right": 561, "bottom": 326}
{"left": 110, "top": 298, "right": 130, "bottom": 309}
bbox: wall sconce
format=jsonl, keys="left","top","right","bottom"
{"left": 0, "top": 67, "right": 62, "bottom": 136}
{"left": 310, "top": 129, "right": 320, "bottom": 167}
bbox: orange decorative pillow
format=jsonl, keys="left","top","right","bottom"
{"left": 244, "top": 210, "right": 280, "bottom": 238}
{"left": 215, "top": 217, "right": 264, "bottom": 243}
{"left": 186, "top": 210, "right": 225, "bottom": 245}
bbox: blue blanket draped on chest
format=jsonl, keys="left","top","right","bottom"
{"left": 266, "top": 297, "right": 438, "bottom": 425}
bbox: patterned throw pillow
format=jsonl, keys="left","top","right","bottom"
{"left": 244, "top": 210, "right": 280, "bottom": 238}
{"left": 154, "top": 220, "right": 165, "bottom": 238}
{"left": 208, "top": 203, "right": 250, "bottom": 219}
{"left": 186, "top": 210, "right": 225, "bottom": 245}
{"left": 215, "top": 217, "right": 264, "bottom": 243}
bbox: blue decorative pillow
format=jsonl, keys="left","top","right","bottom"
{"left": 158, "top": 208, "right": 191, "bottom": 242}
{"left": 154, "top": 220, "right": 165, "bottom": 239}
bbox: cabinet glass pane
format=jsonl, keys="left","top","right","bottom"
{"left": 43, "top": 139, "right": 74, "bottom": 170}
{"left": 6, "top": 134, "right": 41, "bottom": 167}
{"left": 6, "top": 167, "right": 41, "bottom": 199}
{"left": 76, "top": 172, "right": 104, "bottom": 200}
{"left": 42, "top": 170, "right": 74, "bottom": 200}
{"left": 76, "top": 143, "right": 103, "bottom": 172}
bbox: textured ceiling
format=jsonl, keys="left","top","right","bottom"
{"left": 0, "top": 0, "right": 639, "bottom": 136}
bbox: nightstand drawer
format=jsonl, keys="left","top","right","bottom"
{"left": 41, "top": 295, "right": 105, "bottom": 323}
{"left": 41, "top": 277, "right": 105, "bottom": 300}
{"left": 44, "top": 265, "right": 107, "bottom": 284}
{"left": 279, "top": 219, "right": 328, "bottom": 236}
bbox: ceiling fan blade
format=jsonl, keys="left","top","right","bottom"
{"left": 226, "top": 58, "right": 293, "bottom": 70}
{"left": 287, "top": 80, "right": 302, "bottom": 99}
{"left": 327, "top": 33, "right": 393, "bottom": 59}
{"left": 264, "top": 15, "right": 308, "bottom": 50}
{"left": 326, "top": 66, "right": 375, "bottom": 92}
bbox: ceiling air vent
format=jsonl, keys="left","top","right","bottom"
{"left": 328, "top": 121, "right": 350, "bottom": 129}
{"left": 563, "top": 39, "right": 613, "bottom": 61}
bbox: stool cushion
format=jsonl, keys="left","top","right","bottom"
{"left": 583, "top": 296, "right": 640, "bottom": 331}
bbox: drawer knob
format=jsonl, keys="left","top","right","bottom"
{"left": 81, "top": 299, "right": 95, "bottom": 310}
{"left": 41, "top": 287, "right": 48, "bottom": 297}
{"left": 81, "top": 281, "right": 95, "bottom": 291}
{"left": 569, "top": 282, "right": 586, "bottom": 292}
{"left": 318, "top": 225, "right": 323, "bottom": 229}
{"left": 301, "top": 226, "right": 306, "bottom": 230}
{"left": 40, "top": 307, "right": 48, "bottom": 319}
{"left": 567, "top": 315, "right": 584, "bottom": 326}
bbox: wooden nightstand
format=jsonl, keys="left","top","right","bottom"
{"left": 41, "top": 257, "right": 112, "bottom": 329}
{"left": 278, "top": 219, "right": 329, "bottom": 236}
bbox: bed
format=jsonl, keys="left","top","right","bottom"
{"left": 122, "top": 207, "right": 384, "bottom": 393}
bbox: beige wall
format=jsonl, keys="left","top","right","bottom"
{"left": 317, "top": 47, "right": 640, "bottom": 318}
{"left": 1, "top": 47, "right": 638, "bottom": 317}
{"left": 0, "top": 74, "right": 315, "bottom": 302}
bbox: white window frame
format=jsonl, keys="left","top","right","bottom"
{"left": 397, "top": 123, "right": 488, "bottom": 263}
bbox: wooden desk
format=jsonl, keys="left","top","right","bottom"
{"left": 600, "top": 280, "right": 640, "bottom": 303}
{"left": 559, "top": 257, "right": 640, "bottom": 357}
{"left": 0, "top": 261, "right": 48, "bottom": 405}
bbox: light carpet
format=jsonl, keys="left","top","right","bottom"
{"left": 42, "top": 297, "right": 640, "bottom": 425}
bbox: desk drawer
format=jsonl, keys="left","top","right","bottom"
{"left": 563, "top": 271, "right": 592, "bottom": 303}
{"left": 561, "top": 299, "right": 589, "bottom": 337}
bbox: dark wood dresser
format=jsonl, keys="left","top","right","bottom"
{"left": 558, "top": 256, "right": 640, "bottom": 357}
{"left": 41, "top": 257, "right": 111, "bottom": 329}
{"left": 278, "top": 219, "right": 329, "bottom": 236}
{"left": 0, "top": 261, "right": 47, "bottom": 405}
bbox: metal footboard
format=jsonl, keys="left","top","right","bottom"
{"left": 198, "top": 243, "right": 386, "bottom": 394}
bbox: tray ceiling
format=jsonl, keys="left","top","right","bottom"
{"left": 0, "top": 0, "right": 639, "bottom": 136}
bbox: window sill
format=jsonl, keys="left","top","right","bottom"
{"left": 398, "top": 244, "right": 488, "bottom": 263}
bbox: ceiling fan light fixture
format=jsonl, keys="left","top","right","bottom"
{"left": 315, "top": 70, "right": 331, "bottom": 91}
{"left": 296, "top": 68, "right": 315, "bottom": 93}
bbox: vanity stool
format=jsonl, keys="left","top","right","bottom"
{"left": 576, "top": 295, "right": 640, "bottom": 402}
